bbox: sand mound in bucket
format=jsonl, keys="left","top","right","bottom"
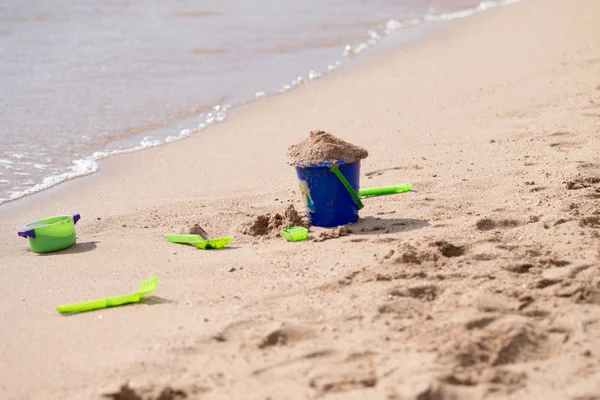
{"left": 286, "top": 130, "right": 368, "bottom": 165}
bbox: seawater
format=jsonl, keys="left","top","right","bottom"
{"left": 0, "top": 0, "right": 519, "bottom": 205}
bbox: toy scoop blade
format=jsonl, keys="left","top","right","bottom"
{"left": 191, "top": 237, "right": 233, "bottom": 250}
{"left": 137, "top": 276, "right": 158, "bottom": 296}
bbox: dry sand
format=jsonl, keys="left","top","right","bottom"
{"left": 1, "top": 0, "right": 600, "bottom": 398}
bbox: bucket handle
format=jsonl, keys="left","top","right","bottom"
{"left": 330, "top": 165, "right": 364, "bottom": 210}
{"left": 18, "top": 229, "right": 36, "bottom": 239}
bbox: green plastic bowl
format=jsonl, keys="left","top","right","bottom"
{"left": 18, "top": 214, "right": 80, "bottom": 253}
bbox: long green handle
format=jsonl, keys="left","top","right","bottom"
{"left": 164, "top": 234, "right": 205, "bottom": 243}
{"left": 56, "top": 293, "right": 140, "bottom": 314}
{"left": 330, "top": 165, "right": 364, "bottom": 210}
{"left": 359, "top": 184, "right": 412, "bottom": 198}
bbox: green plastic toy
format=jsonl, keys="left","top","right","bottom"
{"left": 163, "top": 234, "right": 232, "bottom": 249}
{"left": 163, "top": 234, "right": 203, "bottom": 243}
{"left": 330, "top": 165, "right": 364, "bottom": 210}
{"left": 359, "top": 184, "right": 412, "bottom": 198}
{"left": 18, "top": 214, "right": 81, "bottom": 253}
{"left": 191, "top": 237, "right": 233, "bottom": 249}
{"left": 56, "top": 276, "right": 158, "bottom": 314}
{"left": 280, "top": 226, "right": 308, "bottom": 242}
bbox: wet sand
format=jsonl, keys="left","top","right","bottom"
{"left": 1, "top": 0, "right": 600, "bottom": 398}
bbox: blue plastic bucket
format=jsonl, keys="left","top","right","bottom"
{"left": 295, "top": 160, "right": 361, "bottom": 227}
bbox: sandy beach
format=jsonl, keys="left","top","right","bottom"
{"left": 1, "top": 0, "right": 600, "bottom": 398}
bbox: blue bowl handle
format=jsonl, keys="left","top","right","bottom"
{"left": 18, "top": 229, "right": 36, "bottom": 239}
{"left": 72, "top": 214, "right": 81, "bottom": 225}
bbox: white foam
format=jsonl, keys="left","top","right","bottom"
{"left": 1, "top": 158, "right": 99, "bottom": 204}
{"left": 140, "top": 137, "right": 161, "bottom": 148}
{"left": 308, "top": 70, "right": 322, "bottom": 80}
{"left": 384, "top": 19, "right": 403, "bottom": 35}
{"left": 342, "top": 0, "right": 518, "bottom": 57}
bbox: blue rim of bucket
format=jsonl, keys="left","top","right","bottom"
{"left": 295, "top": 159, "right": 350, "bottom": 168}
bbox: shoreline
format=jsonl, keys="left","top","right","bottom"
{"left": 2, "top": 0, "right": 600, "bottom": 398}
{"left": 0, "top": 0, "right": 515, "bottom": 209}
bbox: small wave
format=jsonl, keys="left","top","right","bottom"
{"left": 424, "top": 0, "right": 520, "bottom": 22}
{"left": 341, "top": 0, "right": 520, "bottom": 57}
{"left": 0, "top": 158, "right": 98, "bottom": 204}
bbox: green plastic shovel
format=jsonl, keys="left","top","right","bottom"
{"left": 163, "top": 234, "right": 232, "bottom": 249}
{"left": 56, "top": 276, "right": 158, "bottom": 314}
{"left": 191, "top": 237, "right": 233, "bottom": 249}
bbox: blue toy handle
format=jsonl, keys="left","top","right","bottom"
{"left": 71, "top": 214, "right": 80, "bottom": 224}
{"left": 18, "top": 229, "right": 36, "bottom": 239}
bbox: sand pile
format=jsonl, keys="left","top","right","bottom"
{"left": 244, "top": 205, "right": 310, "bottom": 237}
{"left": 286, "top": 130, "right": 368, "bottom": 165}
{"left": 188, "top": 223, "right": 208, "bottom": 237}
